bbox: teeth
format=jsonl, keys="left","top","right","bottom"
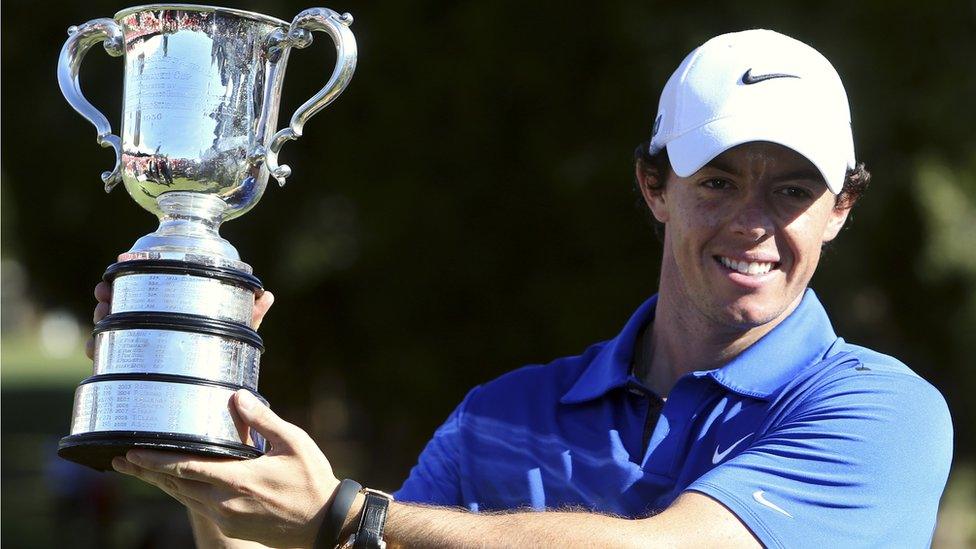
{"left": 719, "top": 256, "right": 774, "bottom": 275}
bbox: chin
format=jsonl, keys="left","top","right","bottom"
{"left": 715, "top": 296, "right": 789, "bottom": 329}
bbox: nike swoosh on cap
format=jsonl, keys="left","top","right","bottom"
{"left": 741, "top": 68, "right": 800, "bottom": 85}
{"left": 752, "top": 490, "right": 794, "bottom": 518}
{"left": 712, "top": 433, "right": 753, "bottom": 464}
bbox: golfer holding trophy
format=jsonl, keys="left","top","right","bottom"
{"left": 58, "top": 7, "right": 955, "bottom": 548}
{"left": 57, "top": 4, "right": 356, "bottom": 471}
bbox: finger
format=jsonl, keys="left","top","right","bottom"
{"left": 94, "top": 281, "right": 112, "bottom": 303}
{"left": 234, "top": 389, "right": 300, "bottom": 451}
{"left": 124, "top": 450, "right": 233, "bottom": 485}
{"left": 93, "top": 301, "right": 110, "bottom": 323}
{"left": 229, "top": 398, "right": 254, "bottom": 446}
{"left": 113, "top": 457, "right": 214, "bottom": 509}
{"left": 85, "top": 337, "right": 95, "bottom": 360}
{"left": 252, "top": 290, "right": 274, "bottom": 330}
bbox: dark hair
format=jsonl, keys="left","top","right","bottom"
{"left": 632, "top": 140, "right": 871, "bottom": 236}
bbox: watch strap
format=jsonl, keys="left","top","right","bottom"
{"left": 352, "top": 491, "right": 391, "bottom": 549}
{"left": 316, "top": 478, "right": 362, "bottom": 549}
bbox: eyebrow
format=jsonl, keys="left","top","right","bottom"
{"left": 770, "top": 169, "right": 824, "bottom": 184}
{"left": 704, "top": 158, "right": 741, "bottom": 176}
{"left": 703, "top": 160, "right": 824, "bottom": 184}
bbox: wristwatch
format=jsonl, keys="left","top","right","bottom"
{"left": 340, "top": 487, "right": 394, "bottom": 549}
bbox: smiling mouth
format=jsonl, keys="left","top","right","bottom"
{"left": 715, "top": 256, "right": 780, "bottom": 276}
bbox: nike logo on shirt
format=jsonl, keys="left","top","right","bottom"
{"left": 753, "top": 490, "right": 794, "bottom": 518}
{"left": 712, "top": 433, "right": 753, "bottom": 464}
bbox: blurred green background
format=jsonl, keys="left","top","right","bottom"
{"left": 2, "top": 0, "right": 974, "bottom": 546}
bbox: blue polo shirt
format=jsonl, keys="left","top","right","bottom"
{"left": 395, "top": 289, "right": 953, "bottom": 548}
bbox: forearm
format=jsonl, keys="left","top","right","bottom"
{"left": 337, "top": 491, "right": 757, "bottom": 548}
{"left": 389, "top": 504, "right": 644, "bottom": 549}
{"left": 340, "top": 496, "right": 644, "bottom": 549}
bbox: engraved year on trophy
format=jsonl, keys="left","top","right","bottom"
{"left": 56, "top": 4, "right": 357, "bottom": 470}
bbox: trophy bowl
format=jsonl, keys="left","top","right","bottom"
{"left": 56, "top": 4, "right": 357, "bottom": 471}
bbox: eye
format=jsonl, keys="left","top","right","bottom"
{"left": 776, "top": 186, "right": 813, "bottom": 200}
{"left": 701, "top": 178, "right": 734, "bottom": 190}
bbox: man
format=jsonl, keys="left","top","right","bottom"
{"left": 94, "top": 29, "right": 952, "bottom": 547}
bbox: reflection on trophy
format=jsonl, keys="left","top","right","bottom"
{"left": 56, "top": 4, "right": 357, "bottom": 470}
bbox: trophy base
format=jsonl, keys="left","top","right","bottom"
{"left": 58, "top": 431, "right": 264, "bottom": 472}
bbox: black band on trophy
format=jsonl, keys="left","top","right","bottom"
{"left": 94, "top": 311, "right": 265, "bottom": 351}
{"left": 76, "top": 372, "right": 270, "bottom": 398}
{"left": 104, "top": 259, "right": 264, "bottom": 292}
{"left": 58, "top": 431, "right": 265, "bottom": 470}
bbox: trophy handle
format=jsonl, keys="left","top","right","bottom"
{"left": 57, "top": 18, "right": 125, "bottom": 192}
{"left": 264, "top": 8, "right": 358, "bottom": 186}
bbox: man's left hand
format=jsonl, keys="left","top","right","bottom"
{"left": 112, "top": 390, "right": 338, "bottom": 548}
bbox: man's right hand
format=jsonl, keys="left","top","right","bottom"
{"left": 85, "top": 281, "right": 275, "bottom": 359}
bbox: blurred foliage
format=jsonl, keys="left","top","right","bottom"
{"left": 2, "top": 2, "right": 975, "bottom": 542}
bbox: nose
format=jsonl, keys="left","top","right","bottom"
{"left": 729, "top": 202, "right": 775, "bottom": 242}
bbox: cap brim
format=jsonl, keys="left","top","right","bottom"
{"left": 665, "top": 115, "right": 854, "bottom": 194}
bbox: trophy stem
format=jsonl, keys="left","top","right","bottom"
{"left": 122, "top": 192, "right": 248, "bottom": 268}
{"left": 156, "top": 191, "right": 227, "bottom": 235}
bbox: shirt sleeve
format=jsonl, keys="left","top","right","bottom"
{"left": 686, "top": 369, "right": 953, "bottom": 549}
{"left": 394, "top": 386, "right": 480, "bottom": 506}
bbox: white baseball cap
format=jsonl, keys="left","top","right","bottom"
{"left": 648, "top": 29, "right": 856, "bottom": 194}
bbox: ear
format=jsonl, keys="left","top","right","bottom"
{"left": 636, "top": 160, "right": 670, "bottom": 224}
{"left": 821, "top": 201, "right": 852, "bottom": 243}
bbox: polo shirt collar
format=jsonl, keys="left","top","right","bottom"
{"left": 703, "top": 288, "right": 838, "bottom": 400}
{"left": 559, "top": 289, "right": 837, "bottom": 404}
{"left": 560, "top": 295, "right": 657, "bottom": 404}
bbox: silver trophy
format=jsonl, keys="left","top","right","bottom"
{"left": 56, "top": 4, "right": 357, "bottom": 470}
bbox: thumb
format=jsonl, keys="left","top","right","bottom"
{"left": 233, "top": 389, "right": 299, "bottom": 452}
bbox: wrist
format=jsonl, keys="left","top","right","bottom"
{"left": 343, "top": 489, "right": 394, "bottom": 549}
{"left": 339, "top": 493, "right": 366, "bottom": 541}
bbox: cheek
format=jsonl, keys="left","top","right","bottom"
{"left": 664, "top": 188, "right": 738, "bottom": 264}
{"left": 692, "top": 195, "right": 728, "bottom": 227}
{"left": 780, "top": 216, "right": 830, "bottom": 269}
{"left": 671, "top": 196, "right": 725, "bottom": 242}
